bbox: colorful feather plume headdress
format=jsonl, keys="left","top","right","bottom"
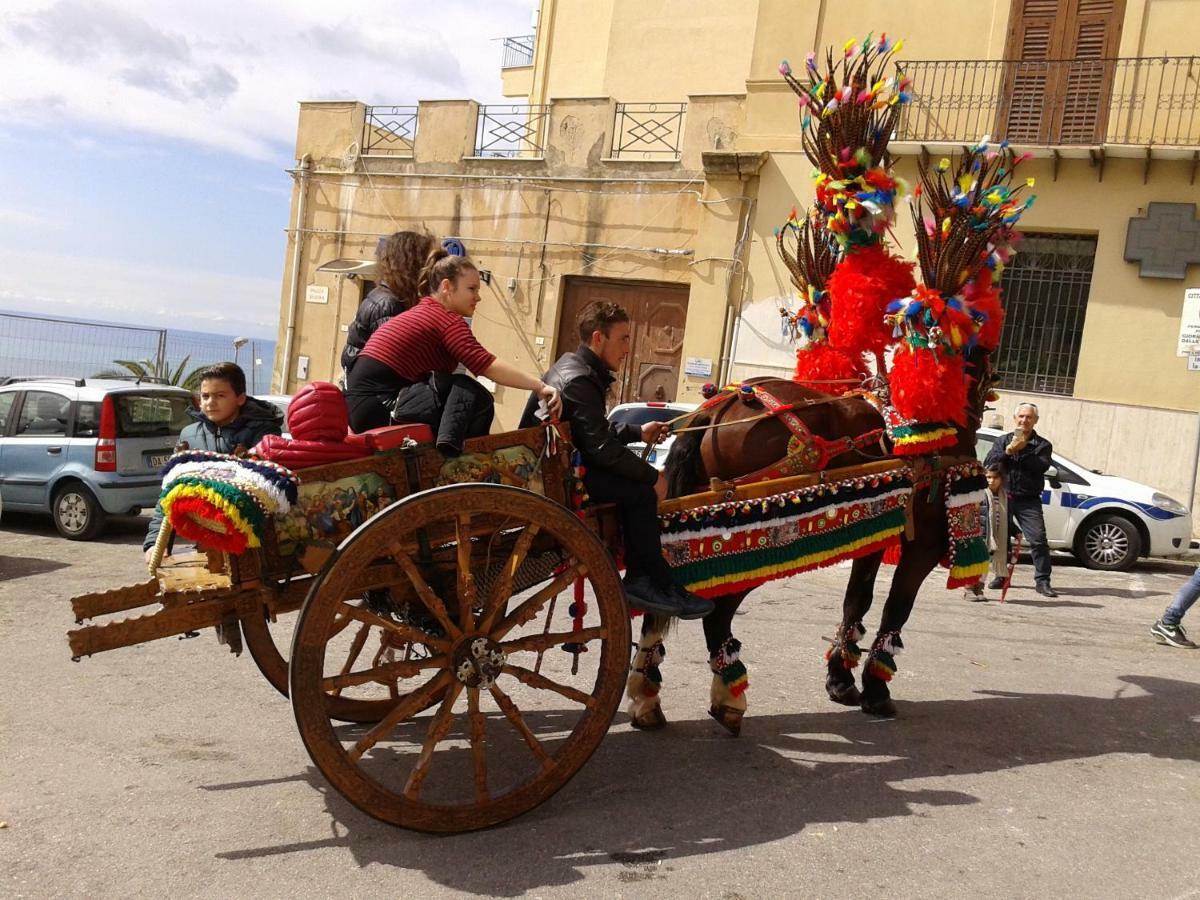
{"left": 155, "top": 450, "right": 299, "bottom": 557}
{"left": 780, "top": 33, "right": 911, "bottom": 251}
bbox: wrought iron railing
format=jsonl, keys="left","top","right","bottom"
{"left": 895, "top": 56, "right": 1200, "bottom": 147}
{"left": 474, "top": 104, "right": 550, "bottom": 157}
{"left": 362, "top": 105, "right": 419, "bottom": 155}
{"left": 610, "top": 102, "right": 687, "bottom": 159}
{"left": 501, "top": 34, "right": 535, "bottom": 69}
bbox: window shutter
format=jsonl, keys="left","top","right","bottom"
{"left": 1059, "top": 0, "right": 1124, "bottom": 142}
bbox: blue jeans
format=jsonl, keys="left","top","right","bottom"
{"left": 1008, "top": 495, "right": 1052, "bottom": 585}
{"left": 1163, "top": 564, "right": 1200, "bottom": 626}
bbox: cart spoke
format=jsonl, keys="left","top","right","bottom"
{"left": 477, "top": 524, "right": 541, "bottom": 632}
{"left": 502, "top": 664, "right": 597, "bottom": 708}
{"left": 454, "top": 513, "right": 477, "bottom": 629}
{"left": 391, "top": 545, "right": 462, "bottom": 638}
{"left": 467, "top": 688, "right": 488, "bottom": 803}
{"left": 403, "top": 681, "right": 464, "bottom": 799}
{"left": 328, "top": 602, "right": 363, "bottom": 640}
{"left": 340, "top": 598, "right": 451, "bottom": 652}
{"left": 501, "top": 625, "right": 607, "bottom": 655}
{"left": 349, "top": 670, "right": 452, "bottom": 762}
{"left": 329, "top": 622, "right": 372, "bottom": 697}
{"left": 488, "top": 683, "right": 553, "bottom": 770}
{"left": 323, "top": 654, "right": 448, "bottom": 691}
{"left": 491, "top": 561, "right": 586, "bottom": 640}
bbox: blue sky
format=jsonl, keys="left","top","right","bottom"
{"left": 0, "top": 0, "right": 536, "bottom": 338}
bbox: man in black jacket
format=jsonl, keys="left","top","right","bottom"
{"left": 984, "top": 402, "right": 1058, "bottom": 597}
{"left": 520, "top": 301, "right": 713, "bottom": 619}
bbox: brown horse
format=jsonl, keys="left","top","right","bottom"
{"left": 628, "top": 349, "right": 992, "bottom": 730}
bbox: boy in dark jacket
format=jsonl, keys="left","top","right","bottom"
{"left": 142, "top": 362, "right": 284, "bottom": 558}
{"left": 519, "top": 301, "right": 713, "bottom": 620}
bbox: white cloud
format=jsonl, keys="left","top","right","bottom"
{"left": 0, "top": 0, "right": 537, "bottom": 159}
{"left": 0, "top": 247, "right": 281, "bottom": 336}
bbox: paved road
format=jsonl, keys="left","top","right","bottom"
{"left": 3, "top": 510, "right": 1199, "bottom": 899}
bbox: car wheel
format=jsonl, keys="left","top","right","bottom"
{"left": 52, "top": 482, "right": 106, "bottom": 540}
{"left": 1074, "top": 513, "right": 1141, "bottom": 571}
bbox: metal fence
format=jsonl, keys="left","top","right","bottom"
{"left": 362, "top": 105, "right": 419, "bottom": 156}
{"left": 994, "top": 234, "right": 1098, "bottom": 396}
{"left": 610, "top": 103, "right": 687, "bottom": 160}
{"left": 0, "top": 312, "right": 276, "bottom": 394}
{"left": 895, "top": 56, "right": 1200, "bottom": 146}
{"left": 501, "top": 34, "right": 535, "bottom": 69}
{"left": 474, "top": 104, "right": 550, "bottom": 158}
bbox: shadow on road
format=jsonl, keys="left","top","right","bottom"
{"left": 0, "top": 512, "right": 147, "bottom": 546}
{"left": 211, "top": 674, "right": 1199, "bottom": 895}
{"left": 0, "top": 554, "right": 69, "bottom": 580}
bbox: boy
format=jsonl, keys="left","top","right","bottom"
{"left": 143, "top": 362, "right": 284, "bottom": 560}
{"left": 965, "top": 463, "right": 1008, "bottom": 601}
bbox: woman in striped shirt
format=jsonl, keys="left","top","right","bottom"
{"left": 345, "top": 250, "right": 561, "bottom": 455}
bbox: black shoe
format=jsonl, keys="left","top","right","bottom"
{"left": 1151, "top": 619, "right": 1198, "bottom": 649}
{"left": 436, "top": 441, "right": 463, "bottom": 458}
{"left": 1034, "top": 582, "right": 1058, "bottom": 598}
{"left": 987, "top": 577, "right": 1005, "bottom": 591}
{"left": 623, "top": 576, "right": 713, "bottom": 620}
{"left": 669, "top": 583, "right": 716, "bottom": 620}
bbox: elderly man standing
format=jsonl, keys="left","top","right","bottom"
{"left": 985, "top": 402, "right": 1058, "bottom": 598}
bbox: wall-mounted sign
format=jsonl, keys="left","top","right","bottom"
{"left": 685, "top": 356, "right": 713, "bottom": 377}
{"left": 1178, "top": 287, "right": 1200, "bottom": 356}
{"left": 305, "top": 284, "right": 329, "bottom": 304}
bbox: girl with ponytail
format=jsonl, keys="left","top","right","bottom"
{"left": 345, "top": 248, "right": 561, "bottom": 455}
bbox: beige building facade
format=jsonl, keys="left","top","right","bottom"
{"left": 275, "top": 0, "right": 1200, "bottom": 533}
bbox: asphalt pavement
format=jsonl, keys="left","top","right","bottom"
{"left": 2, "top": 510, "right": 1198, "bottom": 899}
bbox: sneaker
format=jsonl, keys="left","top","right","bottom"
{"left": 1151, "top": 619, "right": 1198, "bottom": 649}
{"left": 964, "top": 585, "right": 987, "bottom": 602}
{"left": 1034, "top": 582, "right": 1059, "bottom": 598}
{"left": 987, "top": 577, "right": 1006, "bottom": 591}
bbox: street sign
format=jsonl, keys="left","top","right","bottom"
{"left": 1178, "top": 287, "right": 1200, "bottom": 356}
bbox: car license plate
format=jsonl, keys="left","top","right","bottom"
{"left": 148, "top": 453, "right": 170, "bottom": 468}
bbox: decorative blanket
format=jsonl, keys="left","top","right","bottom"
{"left": 659, "top": 468, "right": 912, "bottom": 599}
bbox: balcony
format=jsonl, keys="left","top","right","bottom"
{"left": 500, "top": 34, "right": 535, "bottom": 69}
{"left": 895, "top": 56, "right": 1200, "bottom": 151}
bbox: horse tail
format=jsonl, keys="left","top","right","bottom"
{"left": 663, "top": 415, "right": 709, "bottom": 500}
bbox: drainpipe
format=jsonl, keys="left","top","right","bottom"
{"left": 280, "top": 154, "right": 311, "bottom": 393}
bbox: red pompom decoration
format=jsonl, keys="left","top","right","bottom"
{"left": 889, "top": 346, "right": 970, "bottom": 426}
{"left": 793, "top": 344, "right": 868, "bottom": 395}
{"left": 168, "top": 496, "right": 250, "bottom": 554}
{"left": 826, "top": 244, "right": 916, "bottom": 356}
{"left": 962, "top": 277, "right": 1005, "bottom": 351}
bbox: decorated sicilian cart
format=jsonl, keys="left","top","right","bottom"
{"left": 65, "top": 32, "right": 1032, "bottom": 833}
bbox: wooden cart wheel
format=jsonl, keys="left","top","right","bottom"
{"left": 242, "top": 594, "right": 402, "bottom": 724}
{"left": 290, "top": 483, "right": 630, "bottom": 833}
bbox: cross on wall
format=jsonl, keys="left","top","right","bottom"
{"left": 1124, "top": 202, "right": 1200, "bottom": 280}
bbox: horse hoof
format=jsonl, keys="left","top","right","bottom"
{"left": 708, "top": 704, "right": 744, "bottom": 737}
{"left": 861, "top": 697, "right": 897, "bottom": 718}
{"left": 630, "top": 705, "right": 667, "bottom": 731}
{"left": 827, "top": 682, "right": 862, "bottom": 706}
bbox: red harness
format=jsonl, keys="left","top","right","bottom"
{"left": 701, "top": 383, "right": 886, "bottom": 485}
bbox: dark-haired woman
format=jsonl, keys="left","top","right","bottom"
{"left": 345, "top": 251, "right": 561, "bottom": 455}
{"left": 340, "top": 231, "right": 437, "bottom": 379}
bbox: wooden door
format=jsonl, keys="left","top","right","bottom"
{"left": 999, "top": 0, "right": 1124, "bottom": 144}
{"left": 554, "top": 278, "right": 690, "bottom": 406}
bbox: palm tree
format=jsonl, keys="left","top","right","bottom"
{"left": 94, "top": 356, "right": 208, "bottom": 391}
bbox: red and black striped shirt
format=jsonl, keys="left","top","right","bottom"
{"left": 359, "top": 297, "right": 496, "bottom": 382}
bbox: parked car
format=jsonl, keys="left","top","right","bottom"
{"left": 607, "top": 401, "right": 698, "bottom": 471}
{"left": 0, "top": 377, "right": 193, "bottom": 539}
{"left": 975, "top": 427, "right": 1192, "bottom": 571}
{"left": 259, "top": 393, "right": 293, "bottom": 438}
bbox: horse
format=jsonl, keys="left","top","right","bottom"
{"left": 626, "top": 348, "right": 992, "bottom": 731}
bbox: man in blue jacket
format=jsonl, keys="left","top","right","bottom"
{"left": 984, "top": 402, "right": 1057, "bottom": 597}
{"left": 142, "top": 362, "right": 283, "bottom": 559}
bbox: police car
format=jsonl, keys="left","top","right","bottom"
{"left": 976, "top": 427, "right": 1192, "bottom": 571}
{"left": 607, "top": 401, "right": 698, "bottom": 470}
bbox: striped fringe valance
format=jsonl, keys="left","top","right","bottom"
{"left": 660, "top": 469, "right": 912, "bottom": 599}
{"left": 943, "top": 461, "right": 989, "bottom": 589}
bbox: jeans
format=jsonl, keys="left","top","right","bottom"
{"left": 583, "top": 466, "right": 673, "bottom": 589}
{"left": 1008, "top": 494, "right": 1052, "bottom": 585}
{"left": 1163, "top": 564, "right": 1200, "bottom": 626}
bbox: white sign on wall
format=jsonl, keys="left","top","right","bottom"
{"left": 1178, "top": 287, "right": 1200, "bottom": 356}
{"left": 305, "top": 284, "right": 329, "bottom": 304}
{"left": 685, "top": 356, "right": 713, "bottom": 377}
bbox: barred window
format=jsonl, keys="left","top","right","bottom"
{"left": 994, "top": 233, "right": 1096, "bottom": 396}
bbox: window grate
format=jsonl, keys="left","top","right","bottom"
{"left": 994, "top": 233, "right": 1097, "bottom": 396}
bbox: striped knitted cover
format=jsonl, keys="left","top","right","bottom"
{"left": 659, "top": 468, "right": 912, "bottom": 599}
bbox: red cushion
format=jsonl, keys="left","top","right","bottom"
{"left": 252, "top": 433, "right": 371, "bottom": 469}
{"left": 359, "top": 423, "right": 435, "bottom": 451}
{"left": 288, "top": 382, "right": 349, "bottom": 442}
